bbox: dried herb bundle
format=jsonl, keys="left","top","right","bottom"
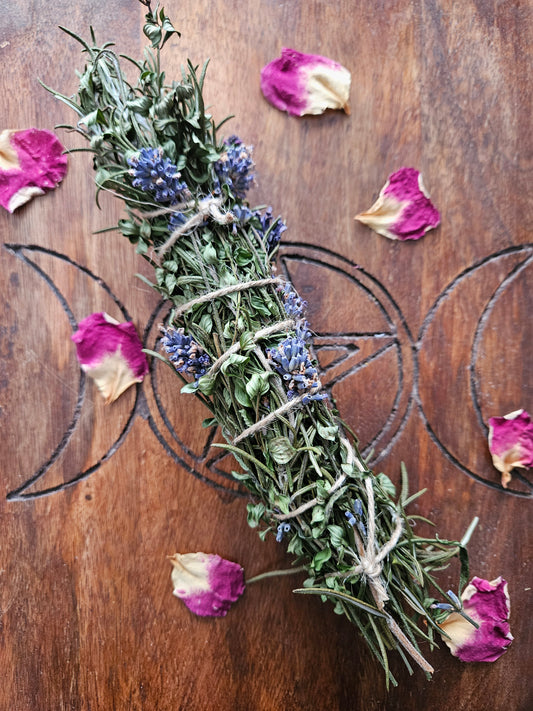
{"left": 46, "top": 2, "right": 472, "bottom": 686}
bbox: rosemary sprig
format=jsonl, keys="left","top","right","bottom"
{"left": 47, "top": 2, "right": 470, "bottom": 686}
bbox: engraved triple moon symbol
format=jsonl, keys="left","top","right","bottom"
{"left": 4, "top": 242, "right": 531, "bottom": 499}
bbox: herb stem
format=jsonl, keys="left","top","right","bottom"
{"left": 246, "top": 565, "right": 307, "bottom": 585}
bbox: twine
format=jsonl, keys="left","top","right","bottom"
{"left": 208, "top": 319, "right": 295, "bottom": 375}
{"left": 157, "top": 196, "right": 234, "bottom": 257}
{"left": 273, "top": 437, "right": 359, "bottom": 521}
{"left": 350, "top": 477, "right": 403, "bottom": 607}
{"left": 349, "top": 477, "right": 434, "bottom": 674}
{"left": 173, "top": 277, "right": 281, "bottom": 319}
{"left": 232, "top": 388, "right": 319, "bottom": 445}
{"left": 275, "top": 471, "right": 347, "bottom": 521}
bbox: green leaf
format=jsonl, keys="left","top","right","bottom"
{"left": 315, "top": 481, "right": 330, "bottom": 503}
{"left": 245, "top": 372, "right": 270, "bottom": 400}
{"left": 126, "top": 96, "right": 152, "bottom": 115}
{"left": 270, "top": 491, "right": 291, "bottom": 515}
{"left": 201, "top": 417, "right": 218, "bottom": 428}
{"left": 143, "top": 22, "right": 162, "bottom": 48}
{"left": 316, "top": 422, "right": 338, "bottom": 441}
{"left": 198, "top": 312, "right": 213, "bottom": 334}
{"left": 230, "top": 469, "right": 251, "bottom": 482}
{"left": 246, "top": 502, "right": 266, "bottom": 528}
{"left": 196, "top": 374, "right": 216, "bottom": 395}
{"left": 203, "top": 243, "right": 217, "bottom": 264}
{"left": 234, "top": 246, "right": 253, "bottom": 266}
{"left": 180, "top": 381, "right": 198, "bottom": 394}
{"left": 286, "top": 535, "right": 304, "bottom": 556}
{"left": 312, "top": 547, "right": 332, "bottom": 572}
{"left": 140, "top": 220, "right": 152, "bottom": 240}
{"left": 165, "top": 273, "right": 177, "bottom": 293}
{"left": 233, "top": 378, "right": 252, "bottom": 408}
{"left": 162, "top": 259, "right": 179, "bottom": 273}
{"left": 268, "top": 436, "right": 296, "bottom": 465}
{"left": 327, "top": 525, "right": 346, "bottom": 548}
{"left": 249, "top": 295, "right": 271, "bottom": 316}
{"left": 311, "top": 506, "right": 325, "bottom": 524}
{"left": 376, "top": 472, "right": 397, "bottom": 499}
{"left": 239, "top": 331, "right": 255, "bottom": 353}
{"left": 221, "top": 353, "right": 249, "bottom": 374}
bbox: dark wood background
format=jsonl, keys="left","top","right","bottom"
{"left": 1, "top": 1, "right": 531, "bottom": 709}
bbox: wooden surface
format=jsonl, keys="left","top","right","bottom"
{"left": 1, "top": 1, "right": 531, "bottom": 709}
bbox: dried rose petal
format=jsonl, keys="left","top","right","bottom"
{"left": 488, "top": 409, "right": 533, "bottom": 487}
{"left": 439, "top": 577, "right": 513, "bottom": 663}
{"left": 0, "top": 128, "right": 68, "bottom": 212}
{"left": 260, "top": 48, "right": 351, "bottom": 117}
{"left": 355, "top": 167, "right": 440, "bottom": 241}
{"left": 170, "top": 552, "right": 245, "bottom": 617}
{"left": 71, "top": 312, "right": 149, "bottom": 404}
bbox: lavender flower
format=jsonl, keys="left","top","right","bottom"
{"left": 214, "top": 135, "right": 255, "bottom": 198}
{"left": 168, "top": 210, "right": 187, "bottom": 233}
{"left": 256, "top": 207, "right": 287, "bottom": 253}
{"left": 345, "top": 500, "right": 367, "bottom": 536}
{"left": 267, "top": 334, "right": 326, "bottom": 404}
{"left": 160, "top": 326, "right": 211, "bottom": 379}
{"left": 345, "top": 510, "right": 356, "bottom": 526}
{"left": 278, "top": 282, "right": 307, "bottom": 319}
{"left": 128, "top": 147, "right": 188, "bottom": 203}
{"left": 231, "top": 203, "right": 253, "bottom": 226}
{"left": 276, "top": 522, "right": 291, "bottom": 542}
{"left": 231, "top": 204, "right": 287, "bottom": 254}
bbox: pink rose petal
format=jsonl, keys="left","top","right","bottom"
{"left": 170, "top": 552, "right": 245, "bottom": 617}
{"left": 439, "top": 577, "right": 513, "bottom": 663}
{"left": 261, "top": 48, "right": 351, "bottom": 117}
{"left": 72, "top": 312, "right": 148, "bottom": 404}
{"left": 0, "top": 128, "right": 68, "bottom": 212}
{"left": 488, "top": 409, "right": 533, "bottom": 487}
{"left": 355, "top": 167, "right": 440, "bottom": 241}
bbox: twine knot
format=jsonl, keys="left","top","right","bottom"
{"left": 350, "top": 478, "right": 403, "bottom": 608}
{"left": 359, "top": 558, "right": 382, "bottom": 579}
{"left": 157, "top": 196, "right": 234, "bottom": 257}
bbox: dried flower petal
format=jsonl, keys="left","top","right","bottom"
{"left": 439, "top": 577, "right": 513, "bottom": 663}
{"left": 260, "top": 48, "right": 351, "bottom": 117}
{"left": 0, "top": 128, "right": 68, "bottom": 212}
{"left": 170, "top": 552, "right": 245, "bottom": 617}
{"left": 355, "top": 167, "right": 440, "bottom": 241}
{"left": 72, "top": 312, "right": 149, "bottom": 404}
{"left": 488, "top": 409, "right": 533, "bottom": 487}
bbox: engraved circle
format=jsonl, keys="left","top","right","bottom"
{"left": 143, "top": 243, "right": 416, "bottom": 495}
{"left": 417, "top": 245, "right": 533, "bottom": 497}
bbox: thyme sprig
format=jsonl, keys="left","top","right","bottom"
{"left": 47, "top": 3, "right": 471, "bottom": 686}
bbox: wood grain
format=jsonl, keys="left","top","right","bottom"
{"left": 0, "top": 1, "right": 531, "bottom": 709}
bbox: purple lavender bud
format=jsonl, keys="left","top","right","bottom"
{"left": 128, "top": 147, "right": 188, "bottom": 204}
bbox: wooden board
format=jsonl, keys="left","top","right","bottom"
{"left": 1, "top": 1, "right": 531, "bottom": 708}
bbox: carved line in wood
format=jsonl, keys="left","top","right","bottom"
{"left": 4, "top": 242, "right": 531, "bottom": 500}
{"left": 416, "top": 244, "right": 533, "bottom": 497}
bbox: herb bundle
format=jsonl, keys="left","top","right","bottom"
{"left": 47, "top": 2, "right": 472, "bottom": 686}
